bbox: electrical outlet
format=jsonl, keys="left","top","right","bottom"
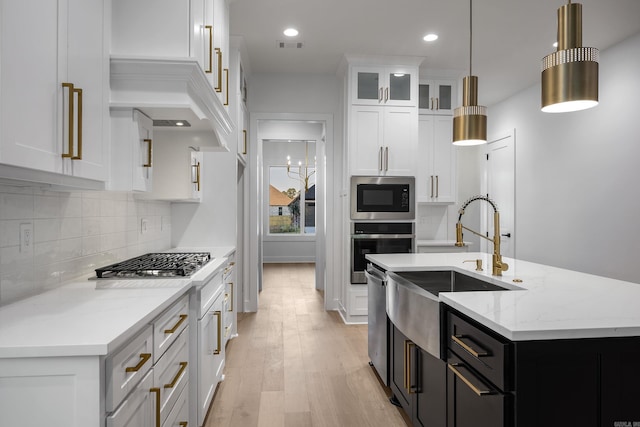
{"left": 20, "top": 222, "right": 33, "bottom": 253}
{"left": 141, "top": 218, "right": 149, "bottom": 234}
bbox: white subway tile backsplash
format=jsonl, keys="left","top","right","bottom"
{"left": 0, "top": 186, "right": 172, "bottom": 305}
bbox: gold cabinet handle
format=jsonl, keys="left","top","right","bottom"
{"left": 384, "top": 87, "right": 389, "bottom": 103}
{"left": 242, "top": 129, "right": 247, "bottom": 154}
{"left": 164, "top": 361, "right": 188, "bottom": 389}
{"left": 430, "top": 97, "right": 434, "bottom": 110}
{"left": 192, "top": 161, "right": 201, "bottom": 191}
{"left": 378, "top": 87, "right": 383, "bottom": 103}
{"left": 215, "top": 48, "right": 222, "bottom": 92}
{"left": 435, "top": 175, "right": 439, "bottom": 198}
{"left": 73, "top": 87, "right": 83, "bottom": 160}
{"left": 384, "top": 146, "right": 389, "bottom": 171}
{"left": 224, "top": 68, "right": 229, "bottom": 106}
{"left": 430, "top": 175, "right": 434, "bottom": 198}
{"left": 228, "top": 282, "right": 234, "bottom": 312}
{"left": 436, "top": 97, "right": 439, "bottom": 110}
{"left": 61, "top": 83, "right": 75, "bottom": 159}
{"left": 403, "top": 340, "right": 417, "bottom": 394}
{"left": 451, "top": 334, "right": 489, "bottom": 358}
{"left": 125, "top": 353, "right": 151, "bottom": 373}
{"left": 205, "top": 25, "right": 213, "bottom": 73}
{"left": 213, "top": 311, "right": 222, "bottom": 354}
{"left": 143, "top": 138, "right": 152, "bottom": 167}
{"left": 448, "top": 363, "right": 492, "bottom": 396}
{"left": 150, "top": 388, "right": 161, "bottom": 427}
{"left": 164, "top": 314, "right": 187, "bottom": 334}
{"left": 378, "top": 147, "right": 383, "bottom": 171}
{"left": 179, "top": 423, "right": 188, "bottom": 427}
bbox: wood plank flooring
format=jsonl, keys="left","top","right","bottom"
{"left": 205, "top": 263, "right": 409, "bottom": 427}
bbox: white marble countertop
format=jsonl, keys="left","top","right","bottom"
{"left": 366, "top": 252, "right": 640, "bottom": 341}
{"left": 0, "top": 246, "right": 235, "bottom": 359}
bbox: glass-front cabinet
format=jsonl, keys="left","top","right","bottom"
{"left": 352, "top": 66, "right": 417, "bottom": 107}
{"left": 419, "top": 79, "right": 457, "bottom": 115}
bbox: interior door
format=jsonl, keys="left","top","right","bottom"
{"left": 482, "top": 130, "right": 515, "bottom": 258}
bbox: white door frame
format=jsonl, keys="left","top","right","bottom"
{"left": 247, "top": 112, "right": 334, "bottom": 312}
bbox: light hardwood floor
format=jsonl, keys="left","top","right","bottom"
{"left": 205, "top": 263, "right": 409, "bottom": 427}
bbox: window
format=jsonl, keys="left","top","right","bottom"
{"left": 268, "top": 164, "right": 315, "bottom": 235}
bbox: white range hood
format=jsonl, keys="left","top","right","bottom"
{"left": 110, "top": 56, "right": 234, "bottom": 151}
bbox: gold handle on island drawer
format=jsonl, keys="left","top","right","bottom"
{"left": 143, "top": 138, "right": 152, "bottom": 167}
{"left": 228, "top": 282, "right": 234, "bottom": 312}
{"left": 215, "top": 48, "right": 222, "bottom": 92}
{"left": 125, "top": 353, "right": 151, "bottom": 372}
{"left": 403, "top": 340, "right": 417, "bottom": 394}
{"left": 448, "top": 364, "right": 492, "bottom": 396}
{"left": 150, "top": 388, "right": 161, "bottom": 427}
{"left": 164, "top": 314, "right": 187, "bottom": 334}
{"left": 451, "top": 334, "right": 489, "bottom": 358}
{"left": 164, "top": 361, "right": 188, "bottom": 389}
{"left": 224, "top": 68, "right": 229, "bottom": 106}
{"left": 205, "top": 25, "right": 213, "bottom": 73}
{"left": 213, "top": 311, "right": 222, "bottom": 354}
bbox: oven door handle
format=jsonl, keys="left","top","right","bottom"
{"left": 351, "top": 234, "right": 415, "bottom": 239}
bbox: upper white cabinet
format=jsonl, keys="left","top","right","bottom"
{"left": 0, "top": 0, "right": 108, "bottom": 188}
{"left": 109, "top": 109, "right": 153, "bottom": 192}
{"left": 351, "top": 66, "right": 418, "bottom": 107}
{"left": 229, "top": 37, "right": 250, "bottom": 164}
{"left": 349, "top": 106, "right": 417, "bottom": 176}
{"left": 418, "top": 79, "right": 457, "bottom": 116}
{"left": 139, "top": 132, "right": 204, "bottom": 203}
{"left": 417, "top": 115, "right": 456, "bottom": 203}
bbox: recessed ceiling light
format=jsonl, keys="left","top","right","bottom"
{"left": 284, "top": 28, "right": 299, "bottom": 37}
{"left": 423, "top": 33, "right": 438, "bottom": 42}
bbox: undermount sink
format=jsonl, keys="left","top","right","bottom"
{"left": 386, "top": 270, "right": 512, "bottom": 359}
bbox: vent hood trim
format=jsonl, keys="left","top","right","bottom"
{"left": 110, "top": 56, "right": 234, "bottom": 150}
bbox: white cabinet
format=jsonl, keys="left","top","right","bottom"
{"left": 229, "top": 37, "right": 250, "bottom": 163}
{"left": 349, "top": 106, "right": 417, "bottom": 176}
{"left": 223, "top": 256, "right": 237, "bottom": 344}
{"left": 417, "top": 115, "right": 456, "bottom": 203}
{"left": 139, "top": 133, "right": 204, "bottom": 203}
{"left": 351, "top": 66, "right": 418, "bottom": 107}
{"left": 418, "top": 79, "right": 457, "bottom": 116}
{"left": 109, "top": 109, "right": 153, "bottom": 192}
{"left": 0, "top": 0, "right": 107, "bottom": 185}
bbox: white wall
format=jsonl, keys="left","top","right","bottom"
{"left": 486, "top": 32, "right": 640, "bottom": 282}
{"left": 0, "top": 185, "right": 172, "bottom": 305}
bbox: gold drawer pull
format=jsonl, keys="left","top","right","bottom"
{"left": 150, "top": 388, "right": 161, "bottom": 427}
{"left": 164, "top": 314, "right": 188, "bottom": 334}
{"left": 452, "top": 334, "right": 488, "bottom": 358}
{"left": 228, "top": 282, "right": 234, "bottom": 312}
{"left": 179, "top": 423, "right": 188, "bottom": 427}
{"left": 213, "top": 311, "right": 222, "bottom": 354}
{"left": 125, "top": 353, "right": 151, "bottom": 373}
{"left": 224, "top": 68, "right": 229, "bottom": 106}
{"left": 242, "top": 129, "right": 247, "bottom": 154}
{"left": 143, "top": 138, "right": 152, "bottom": 167}
{"left": 448, "top": 363, "right": 492, "bottom": 396}
{"left": 215, "top": 48, "right": 222, "bottom": 92}
{"left": 205, "top": 25, "right": 213, "bottom": 73}
{"left": 164, "top": 361, "right": 188, "bottom": 389}
{"left": 403, "top": 340, "right": 417, "bottom": 394}
{"left": 73, "top": 87, "right": 83, "bottom": 160}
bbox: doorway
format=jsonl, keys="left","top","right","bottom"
{"left": 246, "top": 113, "right": 334, "bottom": 313}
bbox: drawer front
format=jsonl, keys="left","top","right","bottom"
{"left": 162, "top": 381, "right": 189, "bottom": 427}
{"left": 154, "top": 295, "right": 189, "bottom": 362}
{"left": 106, "top": 325, "right": 154, "bottom": 412}
{"left": 154, "top": 326, "right": 189, "bottom": 425}
{"left": 199, "top": 271, "right": 224, "bottom": 317}
{"left": 446, "top": 311, "right": 510, "bottom": 391}
{"left": 106, "top": 370, "right": 155, "bottom": 427}
{"left": 447, "top": 352, "right": 510, "bottom": 427}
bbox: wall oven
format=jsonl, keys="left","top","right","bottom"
{"left": 351, "top": 176, "right": 415, "bottom": 220}
{"left": 351, "top": 222, "right": 414, "bottom": 284}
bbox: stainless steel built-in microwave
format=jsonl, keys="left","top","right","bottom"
{"left": 350, "top": 176, "right": 415, "bottom": 220}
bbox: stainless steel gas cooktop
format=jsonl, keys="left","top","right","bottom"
{"left": 94, "top": 252, "right": 212, "bottom": 278}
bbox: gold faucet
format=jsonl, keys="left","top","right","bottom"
{"left": 455, "top": 195, "right": 509, "bottom": 276}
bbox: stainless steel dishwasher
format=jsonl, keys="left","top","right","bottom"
{"left": 365, "top": 262, "right": 389, "bottom": 386}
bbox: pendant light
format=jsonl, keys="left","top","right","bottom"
{"left": 453, "top": 0, "right": 487, "bottom": 146}
{"left": 541, "top": 0, "right": 599, "bottom": 113}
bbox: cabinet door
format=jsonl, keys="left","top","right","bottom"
{"left": 202, "top": 0, "right": 215, "bottom": 88}
{"left": 106, "top": 371, "right": 155, "bottom": 427}
{"left": 349, "top": 106, "right": 384, "bottom": 175}
{"left": 383, "top": 107, "right": 417, "bottom": 176}
{"left": 417, "top": 115, "right": 456, "bottom": 203}
{"left": 416, "top": 348, "right": 446, "bottom": 427}
{"left": 385, "top": 67, "right": 416, "bottom": 107}
{"left": 238, "top": 105, "right": 249, "bottom": 160}
{"left": 133, "top": 111, "right": 153, "bottom": 192}
{"left": 0, "top": 0, "right": 106, "bottom": 182}
{"left": 391, "top": 325, "right": 412, "bottom": 409}
{"left": 352, "top": 67, "right": 417, "bottom": 107}
{"left": 197, "top": 294, "right": 224, "bottom": 426}
{"left": 352, "top": 68, "right": 383, "bottom": 105}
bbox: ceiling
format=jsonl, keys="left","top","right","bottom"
{"left": 229, "top": 0, "right": 640, "bottom": 106}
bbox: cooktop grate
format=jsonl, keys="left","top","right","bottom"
{"left": 95, "top": 252, "right": 211, "bottom": 278}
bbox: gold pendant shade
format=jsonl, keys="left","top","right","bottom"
{"left": 541, "top": 2, "right": 599, "bottom": 113}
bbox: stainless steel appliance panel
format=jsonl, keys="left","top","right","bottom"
{"left": 365, "top": 264, "right": 389, "bottom": 386}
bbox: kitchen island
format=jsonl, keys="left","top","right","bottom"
{"left": 366, "top": 252, "right": 640, "bottom": 427}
